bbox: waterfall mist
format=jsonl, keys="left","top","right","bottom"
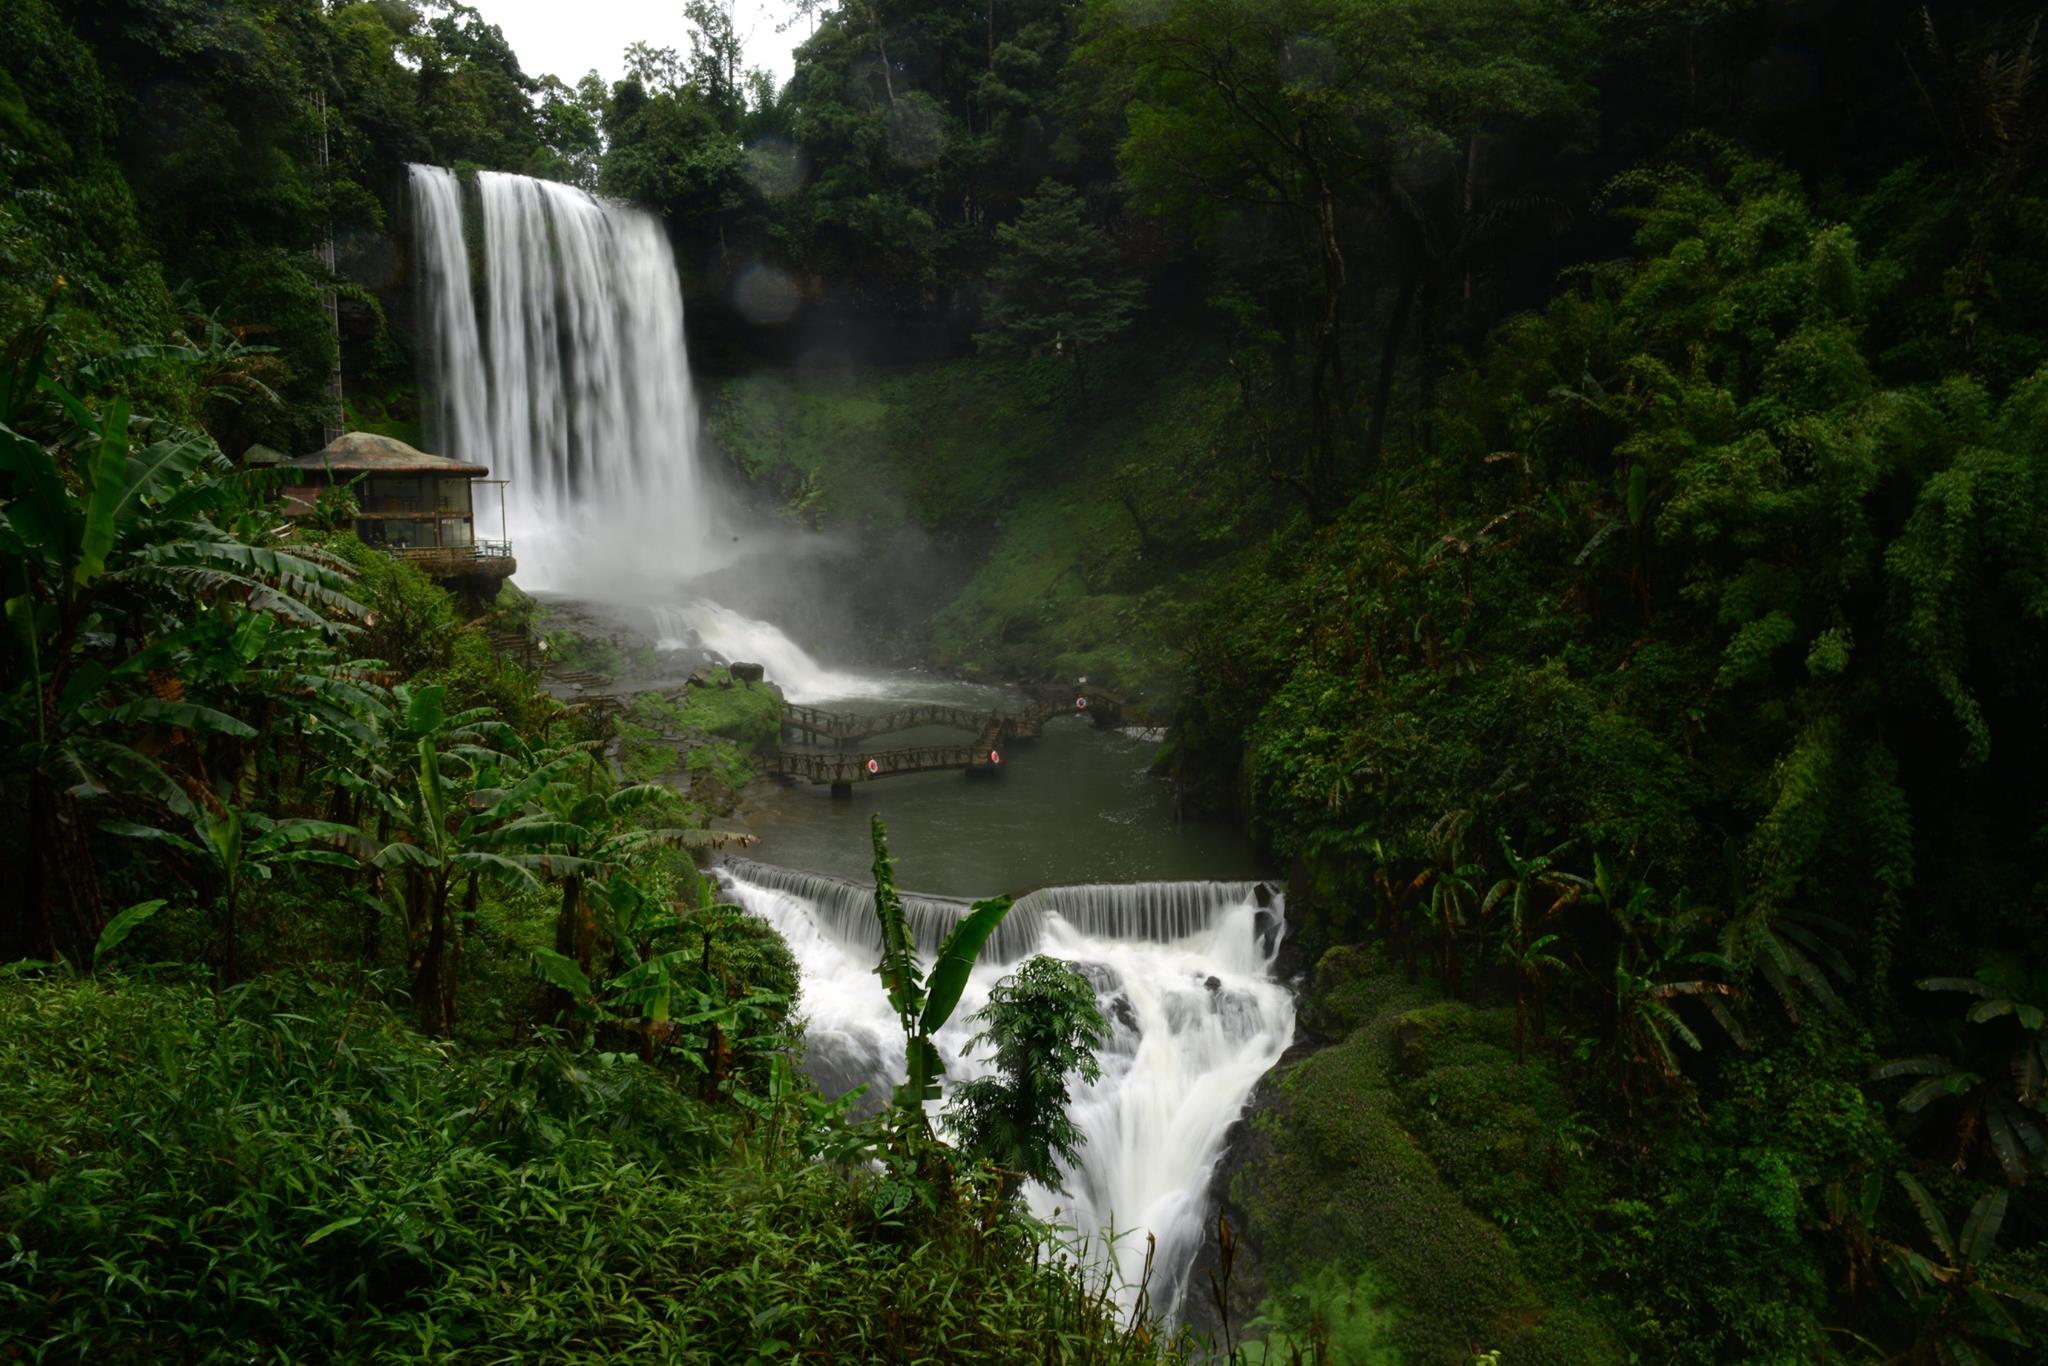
{"left": 721, "top": 861, "right": 1296, "bottom": 1320}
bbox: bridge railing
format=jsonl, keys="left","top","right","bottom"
{"left": 780, "top": 693, "right": 1120, "bottom": 744}
{"left": 768, "top": 742, "right": 996, "bottom": 785}
{"left": 780, "top": 702, "right": 1002, "bottom": 743}
{"left": 769, "top": 691, "right": 1126, "bottom": 786}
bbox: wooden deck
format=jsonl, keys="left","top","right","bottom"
{"left": 387, "top": 541, "right": 517, "bottom": 580}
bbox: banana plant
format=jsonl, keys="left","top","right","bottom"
{"left": 1874, "top": 961, "right": 2048, "bottom": 1186}
{"left": 322, "top": 685, "right": 538, "bottom": 1036}
{"left": 868, "top": 814, "right": 1013, "bottom": 1121}
{"left": 532, "top": 873, "right": 789, "bottom": 1093}
{"left": 1720, "top": 903, "right": 1852, "bottom": 1025}
{"left": 102, "top": 803, "right": 359, "bottom": 982}
{"left": 0, "top": 324, "right": 364, "bottom": 962}
{"left": 1883, "top": 1174, "right": 2048, "bottom": 1361}
{"left": 1410, "top": 809, "right": 1481, "bottom": 996}
{"left": 1483, "top": 831, "right": 1587, "bottom": 1057}
{"left": 1499, "top": 931, "right": 1569, "bottom": 1064}
{"left": 470, "top": 743, "right": 751, "bottom": 991}
{"left": 1592, "top": 859, "right": 1744, "bottom": 1105}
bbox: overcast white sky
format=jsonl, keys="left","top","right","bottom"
{"left": 471, "top": 0, "right": 820, "bottom": 91}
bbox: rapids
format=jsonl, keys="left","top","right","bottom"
{"left": 650, "top": 602, "right": 889, "bottom": 703}
{"left": 721, "top": 862, "right": 1296, "bottom": 1319}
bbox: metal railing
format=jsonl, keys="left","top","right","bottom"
{"left": 385, "top": 543, "right": 517, "bottom": 576}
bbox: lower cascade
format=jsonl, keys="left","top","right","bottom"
{"left": 720, "top": 861, "right": 1297, "bottom": 1319}
{"left": 650, "top": 603, "right": 886, "bottom": 703}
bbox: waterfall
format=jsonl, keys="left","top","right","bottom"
{"left": 721, "top": 861, "right": 1296, "bottom": 1320}
{"left": 407, "top": 165, "right": 710, "bottom": 593}
{"left": 408, "top": 166, "right": 489, "bottom": 465}
{"left": 651, "top": 603, "right": 888, "bottom": 703}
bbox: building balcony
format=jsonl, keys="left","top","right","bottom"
{"left": 386, "top": 540, "right": 517, "bottom": 580}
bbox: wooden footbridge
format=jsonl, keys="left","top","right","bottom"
{"left": 775, "top": 690, "right": 1124, "bottom": 796}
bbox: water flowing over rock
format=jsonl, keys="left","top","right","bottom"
{"left": 651, "top": 603, "right": 886, "bottom": 703}
{"left": 407, "top": 164, "right": 708, "bottom": 592}
{"left": 719, "top": 860, "right": 1296, "bottom": 1321}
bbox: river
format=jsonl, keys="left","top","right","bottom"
{"left": 715, "top": 662, "right": 1295, "bottom": 1321}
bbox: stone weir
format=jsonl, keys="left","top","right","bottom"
{"left": 718, "top": 859, "right": 1284, "bottom": 966}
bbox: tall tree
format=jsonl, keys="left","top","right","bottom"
{"left": 684, "top": 0, "right": 745, "bottom": 128}
{"left": 1078, "top": 0, "right": 1595, "bottom": 494}
{"left": 977, "top": 179, "right": 1140, "bottom": 396}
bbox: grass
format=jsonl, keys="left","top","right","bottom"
{"left": 615, "top": 673, "right": 782, "bottom": 800}
{"left": 0, "top": 974, "right": 1183, "bottom": 1364}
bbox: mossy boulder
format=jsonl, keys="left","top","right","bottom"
{"left": 1212, "top": 949, "right": 1621, "bottom": 1365}
{"left": 613, "top": 670, "right": 782, "bottom": 808}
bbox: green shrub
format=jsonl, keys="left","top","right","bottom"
{"left": 0, "top": 975, "right": 1178, "bottom": 1364}
{"left": 428, "top": 629, "right": 545, "bottom": 730}
{"left": 320, "top": 533, "right": 459, "bottom": 678}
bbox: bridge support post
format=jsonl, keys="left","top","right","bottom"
{"left": 829, "top": 781, "right": 853, "bottom": 799}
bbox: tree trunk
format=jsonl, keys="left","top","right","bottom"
{"left": 555, "top": 873, "right": 589, "bottom": 970}
{"left": 1307, "top": 179, "right": 1348, "bottom": 501}
{"left": 873, "top": 7, "right": 897, "bottom": 108}
{"left": 28, "top": 774, "right": 105, "bottom": 964}
{"left": 361, "top": 884, "right": 382, "bottom": 965}
{"left": 221, "top": 879, "right": 240, "bottom": 985}
{"left": 551, "top": 874, "right": 589, "bottom": 1021}
{"left": 413, "top": 875, "right": 455, "bottom": 1038}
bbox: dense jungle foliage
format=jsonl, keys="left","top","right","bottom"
{"left": 5, "top": 0, "right": 2048, "bottom": 1361}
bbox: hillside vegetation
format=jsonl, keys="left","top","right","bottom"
{"left": 6, "top": 0, "right": 2048, "bottom": 1361}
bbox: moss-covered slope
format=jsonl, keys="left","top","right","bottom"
{"left": 1216, "top": 946, "right": 1621, "bottom": 1365}
{"left": 706, "top": 326, "right": 1277, "bottom": 705}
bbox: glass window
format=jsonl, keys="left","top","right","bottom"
{"left": 364, "top": 477, "right": 424, "bottom": 513}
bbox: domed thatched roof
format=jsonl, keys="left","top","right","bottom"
{"left": 281, "top": 432, "right": 489, "bottom": 476}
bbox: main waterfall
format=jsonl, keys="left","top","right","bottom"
{"left": 407, "top": 164, "right": 710, "bottom": 591}
{"left": 721, "top": 861, "right": 1297, "bottom": 1320}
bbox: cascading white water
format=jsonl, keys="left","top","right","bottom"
{"left": 408, "top": 166, "right": 490, "bottom": 463}
{"left": 649, "top": 603, "right": 887, "bottom": 703}
{"left": 721, "top": 860, "right": 1296, "bottom": 1319}
{"left": 407, "top": 165, "right": 712, "bottom": 593}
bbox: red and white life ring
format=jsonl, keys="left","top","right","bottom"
{"left": 865, "top": 757, "right": 879, "bottom": 775}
